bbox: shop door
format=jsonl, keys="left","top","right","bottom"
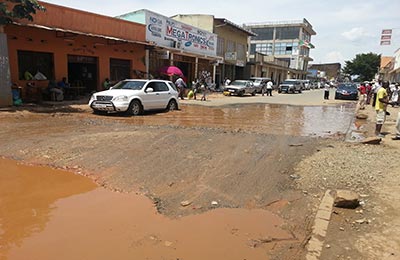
{"left": 110, "top": 58, "right": 131, "bottom": 81}
{"left": 68, "top": 55, "right": 98, "bottom": 93}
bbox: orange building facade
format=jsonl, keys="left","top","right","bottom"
{"left": 5, "top": 1, "right": 148, "bottom": 100}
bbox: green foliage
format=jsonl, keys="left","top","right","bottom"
{"left": 342, "top": 52, "right": 381, "bottom": 81}
{"left": 0, "top": 0, "right": 45, "bottom": 25}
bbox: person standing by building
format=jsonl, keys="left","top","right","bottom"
{"left": 375, "top": 81, "right": 390, "bottom": 138}
{"left": 358, "top": 82, "right": 367, "bottom": 110}
{"left": 324, "top": 82, "right": 330, "bottom": 100}
{"left": 224, "top": 77, "right": 231, "bottom": 86}
{"left": 103, "top": 78, "right": 112, "bottom": 90}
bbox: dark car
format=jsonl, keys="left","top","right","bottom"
{"left": 335, "top": 83, "right": 358, "bottom": 100}
{"left": 278, "top": 79, "right": 303, "bottom": 94}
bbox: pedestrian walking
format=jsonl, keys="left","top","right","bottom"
{"left": 261, "top": 81, "right": 266, "bottom": 96}
{"left": 192, "top": 78, "right": 200, "bottom": 100}
{"left": 375, "top": 81, "right": 390, "bottom": 137}
{"left": 358, "top": 83, "right": 367, "bottom": 110}
{"left": 366, "top": 82, "right": 372, "bottom": 104}
{"left": 393, "top": 111, "right": 400, "bottom": 140}
{"left": 175, "top": 76, "right": 187, "bottom": 100}
{"left": 266, "top": 80, "right": 273, "bottom": 96}
{"left": 200, "top": 82, "right": 207, "bottom": 101}
{"left": 324, "top": 82, "right": 330, "bottom": 100}
{"left": 371, "top": 81, "right": 381, "bottom": 107}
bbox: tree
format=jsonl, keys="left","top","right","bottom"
{"left": 342, "top": 53, "right": 381, "bottom": 81}
{"left": 0, "top": 0, "right": 45, "bottom": 25}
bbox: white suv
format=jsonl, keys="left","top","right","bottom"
{"left": 89, "top": 79, "right": 179, "bottom": 115}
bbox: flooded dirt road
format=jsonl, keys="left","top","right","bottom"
{"left": 1, "top": 158, "right": 292, "bottom": 260}
{"left": 0, "top": 96, "right": 358, "bottom": 259}
{"left": 98, "top": 103, "right": 356, "bottom": 137}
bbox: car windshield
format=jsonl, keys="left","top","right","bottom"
{"left": 282, "top": 80, "right": 297, "bottom": 84}
{"left": 231, "top": 81, "right": 247, "bottom": 86}
{"left": 338, "top": 84, "right": 357, "bottom": 90}
{"left": 112, "top": 81, "right": 145, "bottom": 90}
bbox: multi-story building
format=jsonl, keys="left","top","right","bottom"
{"left": 171, "top": 14, "right": 255, "bottom": 86}
{"left": 245, "top": 19, "right": 316, "bottom": 83}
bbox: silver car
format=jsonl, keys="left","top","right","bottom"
{"left": 224, "top": 80, "right": 256, "bottom": 96}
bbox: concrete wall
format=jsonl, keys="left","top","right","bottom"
{"left": 172, "top": 14, "right": 214, "bottom": 33}
{"left": 30, "top": 2, "right": 146, "bottom": 43}
{"left": 0, "top": 31, "right": 12, "bottom": 106}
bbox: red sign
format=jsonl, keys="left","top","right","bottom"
{"left": 381, "top": 29, "right": 392, "bottom": 35}
{"left": 380, "top": 40, "right": 391, "bottom": 46}
{"left": 381, "top": 35, "right": 391, "bottom": 40}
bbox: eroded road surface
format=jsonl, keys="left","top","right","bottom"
{"left": 0, "top": 101, "right": 356, "bottom": 259}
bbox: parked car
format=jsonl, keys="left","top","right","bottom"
{"left": 88, "top": 79, "right": 179, "bottom": 115}
{"left": 249, "top": 77, "right": 271, "bottom": 93}
{"left": 300, "top": 80, "right": 311, "bottom": 90}
{"left": 334, "top": 83, "right": 359, "bottom": 100}
{"left": 224, "top": 80, "right": 256, "bottom": 96}
{"left": 278, "top": 79, "right": 303, "bottom": 94}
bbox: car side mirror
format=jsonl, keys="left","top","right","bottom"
{"left": 146, "top": 87, "right": 154, "bottom": 93}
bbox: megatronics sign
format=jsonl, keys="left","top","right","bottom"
{"left": 145, "top": 10, "right": 217, "bottom": 57}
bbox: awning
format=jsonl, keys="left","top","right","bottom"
{"left": 13, "top": 22, "right": 153, "bottom": 47}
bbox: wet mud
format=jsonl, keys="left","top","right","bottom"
{"left": 0, "top": 158, "right": 292, "bottom": 260}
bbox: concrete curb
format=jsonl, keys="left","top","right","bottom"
{"left": 306, "top": 189, "right": 335, "bottom": 260}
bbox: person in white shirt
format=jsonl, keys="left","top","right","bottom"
{"left": 175, "top": 77, "right": 187, "bottom": 100}
{"left": 266, "top": 80, "right": 273, "bottom": 96}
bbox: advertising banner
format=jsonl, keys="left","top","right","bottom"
{"left": 145, "top": 11, "right": 217, "bottom": 57}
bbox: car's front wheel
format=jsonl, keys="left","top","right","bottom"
{"left": 128, "top": 100, "right": 143, "bottom": 116}
{"left": 166, "top": 99, "right": 178, "bottom": 111}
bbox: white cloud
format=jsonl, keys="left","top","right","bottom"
{"left": 325, "top": 51, "right": 345, "bottom": 64}
{"left": 341, "top": 27, "right": 373, "bottom": 42}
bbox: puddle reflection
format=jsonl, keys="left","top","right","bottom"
{"left": 115, "top": 104, "right": 356, "bottom": 138}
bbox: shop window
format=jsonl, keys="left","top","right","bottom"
{"left": 17, "top": 50, "right": 54, "bottom": 80}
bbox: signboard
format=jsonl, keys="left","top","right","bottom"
{"left": 224, "top": 52, "right": 237, "bottom": 60}
{"left": 145, "top": 10, "right": 217, "bottom": 57}
{"left": 381, "top": 29, "right": 393, "bottom": 35}
{"left": 156, "top": 50, "right": 169, "bottom": 59}
{"left": 380, "top": 29, "right": 392, "bottom": 46}
{"left": 236, "top": 60, "right": 245, "bottom": 67}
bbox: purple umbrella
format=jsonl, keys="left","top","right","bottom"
{"left": 158, "top": 66, "right": 184, "bottom": 77}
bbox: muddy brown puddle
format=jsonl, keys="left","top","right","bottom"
{"left": 0, "top": 158, "right": 293, "bottom": 260}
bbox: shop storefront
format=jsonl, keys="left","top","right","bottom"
{"left": 4, "top": 2, "right": 147, "bottom": 102}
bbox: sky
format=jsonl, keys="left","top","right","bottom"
{"left": 43, "top": 0, "right": 400, "bottom": 65}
